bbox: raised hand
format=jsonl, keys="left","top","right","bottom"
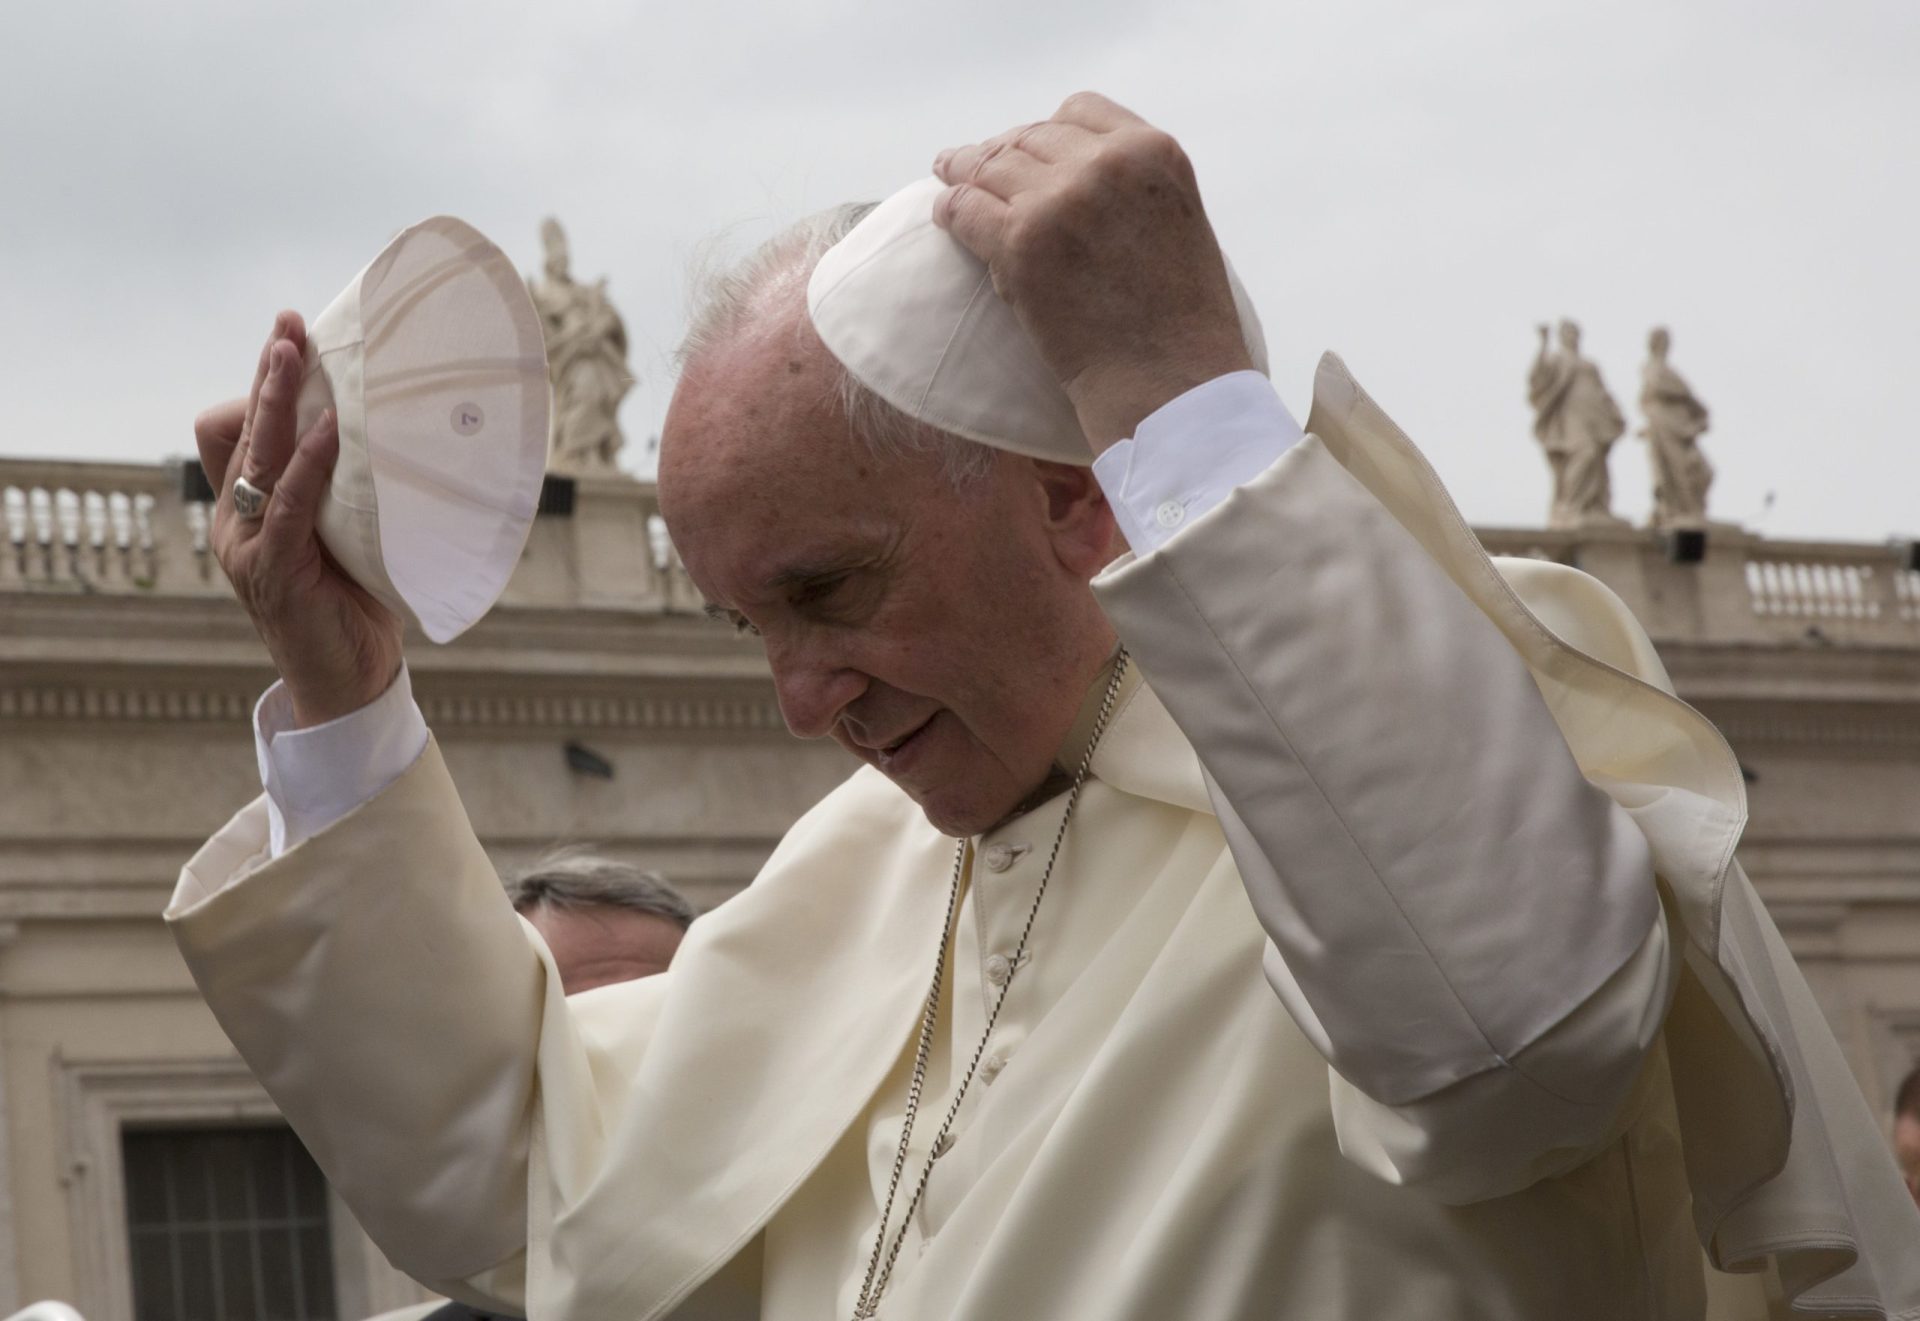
{"left": 930, "top": 92, "right": 1253, "bottom": 454}
{"left": 197, "top": 313, "right": 404, "bottom": 728}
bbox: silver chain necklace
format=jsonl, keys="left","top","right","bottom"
{"left": 851, "top": 651, "right": 1130, "bottom": 1321}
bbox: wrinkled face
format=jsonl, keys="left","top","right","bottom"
{"left": 657, "top": 308, "right": 1119, "bottom": 836}
{"left": 524, "top": 903, "right": 685, "bottom": 995}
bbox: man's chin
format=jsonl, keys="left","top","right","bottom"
{"left": 882, "top": 772, "right": 1015, "bottom": 840}
{"left": 912, "top": 796, "right": 1007, "bottom": 840}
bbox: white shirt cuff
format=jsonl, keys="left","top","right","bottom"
{"left": 1092, "top": 370, "right": 1305, "bottom": 554}
{"left": 255, "top": 664, "right": 430, "bottom": 856}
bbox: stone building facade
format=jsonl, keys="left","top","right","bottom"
{"left": 2, "top": 459, "right": 1917, "bottom": 1315}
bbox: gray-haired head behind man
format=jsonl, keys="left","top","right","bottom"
{"left": 505, "top": 849, "right": 695, "bottom": 996}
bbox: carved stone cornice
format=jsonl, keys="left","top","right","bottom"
{"left": 1662, "top": 642, "right": 1920, "bottom": 705}
{"left": 1738, "top": 836, "right": 1920, "bottom": 878}
{"left": 0, "top": 675, "right": 789, "bottom": 734}
{"left": 0, "top": 683, "right": 252, "bottom": 723}
{"left": 416, "top": 688, "right": 786, "bottom": 733}
{"left": 1704, "top": 706, "right": 1920, "bottom": 749}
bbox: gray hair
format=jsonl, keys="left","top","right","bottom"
{"left": 676, "top": 203, "right": 998, "bottom": 487}
{"left": 505, "top": 847, "right": 698, "bottom": 930}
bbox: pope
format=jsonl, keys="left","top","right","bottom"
{"left": 172, "top": 93, "right": 1919, "bottom": 1319}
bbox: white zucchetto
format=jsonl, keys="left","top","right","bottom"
{"left": 807, "top": 176, "right": 1268, "bottom": 465}
{"left": 292, "top": 216, "right": 549, "bottom": 644}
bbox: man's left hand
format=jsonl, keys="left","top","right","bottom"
{"left": 931, "top": 92, "right": 1254, "bottom": 454}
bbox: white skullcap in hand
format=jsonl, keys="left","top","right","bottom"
{"left": 806, "top": 176, "right": 1267, "bottom": 466}
{"left": 291, "top": 216, "right": 549, "bottom": 644}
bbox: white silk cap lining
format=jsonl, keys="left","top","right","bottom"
{"left": 292, "top": 216, "right": 549, "bottom": 643}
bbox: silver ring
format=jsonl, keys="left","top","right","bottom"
{"left": 232, "top": 475, "right": 272, "bottom": 521}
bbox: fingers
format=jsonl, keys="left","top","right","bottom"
{"left": 1053, "top": 90, "right": 1140, "bottom": 132}
{"left": 933, "top": 135, "right": 1006, "bottom": 185}
{"left": 929, "top": 111, "right": 1095, "bottom": 259}
{"left": 258, "top": 409, "right": 338, "bottom": 557}
{"left": 930, "top": 184, "right": 1010, "bottom": 264}
{"left": 935, "top": 119, "right": 1090, "bottom": 179}
{"left": 1007, "top": 120, "right": 1086, "bottom": 162}
{"left": 240, "top": 312, "right": 305, "bottom": 443}
{"left": 932, "top": 94, "right": 1131, "bottom": 185}
{"left": 194, "top": 399, "right": 248, "bottom": 492}
{"left": 933, "top": 142, "right": 1051, "bottom": 200}
{"left": 239, "top": 337, "right": 305, "bottom": 498}
{"left": 231, "top": 311, "right": 307, "bottom": 494}
{"left": 245, "top": 312, "right": 306, "bottom": 413}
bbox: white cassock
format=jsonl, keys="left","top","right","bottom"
{"left": 171, "top": 190, "right": 1920, "bottom": 1320}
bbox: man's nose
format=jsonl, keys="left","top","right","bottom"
{"left": 769, "top": 649, "right": 867, "bottom": 740}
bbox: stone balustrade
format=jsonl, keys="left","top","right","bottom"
{"left": 0, "top": 458, "right": 706, "bottom": 616}
{"left": 1432, "top": 523, "right": 1917, "bottom": 648}
{"left": 0, "top": 460, "right": 186, "bottom": 595}
{"left": 1742, "top": 543, "right": 1920, "bottom": 627}
{"left": 6, "top": 457, "right": 1916, "bottom": 648}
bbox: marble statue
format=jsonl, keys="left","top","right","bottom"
{"left": 1638, "top": 327, "right": 1713, "bottom": 529}
{"left": 1527, "top": 319, "right": 1626, "bottom": 529}
{"left": 529, "top": 218, "right": 634, "bottom": 476}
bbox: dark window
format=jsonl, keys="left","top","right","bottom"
{"left": 122, "top": 1126, "right": 337, "bottom": 1321}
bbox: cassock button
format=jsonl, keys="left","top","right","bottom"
{"left": 981, "top": 1052, "right": 1008, "bottom": 1084}
{"left": 1154, "top": 499, "right": 1187, "bottom": 530}
{"left": 985, "top": 954, "right": 1012, "bottom": 986}
{"left": 982, "top": 842, "right": 1021, "bottom": 872}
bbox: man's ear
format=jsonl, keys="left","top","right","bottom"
{"left": 1031, "top": 459, "right": 1123, "bottom": 578}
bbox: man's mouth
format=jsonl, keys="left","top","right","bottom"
{"left": 872, "top": 714, "right": 936, "bottom": 770}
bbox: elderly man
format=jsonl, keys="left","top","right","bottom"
{"left": 172, "top": 94, "right": 1917, "bottom": 1320}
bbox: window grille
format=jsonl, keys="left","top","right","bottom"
{"left": 122, "top": 1126, "right": 337, "bottom": 1321}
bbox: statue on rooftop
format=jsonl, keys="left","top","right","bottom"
{"left": 529, "top": 218, "right": 634, "bottom": 476}
{"left": 1527, "top": 319, "right": 1627, "bottom": 529}
{"left": 1638, "top": 326, "right": 1714, "bottom": 529}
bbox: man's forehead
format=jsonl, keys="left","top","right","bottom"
{"left": 663, "top": 367, "right": 916, "bottom": 557}
{"left": 662, "top": 334, "right": 845, "bottom": 481}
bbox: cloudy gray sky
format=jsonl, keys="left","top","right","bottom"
{"left": 3, "top": 0, "right": 1915, "bottom": 538}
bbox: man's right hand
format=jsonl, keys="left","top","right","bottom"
{"left": 198, "top": 312, "right": 404, "bottom": 729}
